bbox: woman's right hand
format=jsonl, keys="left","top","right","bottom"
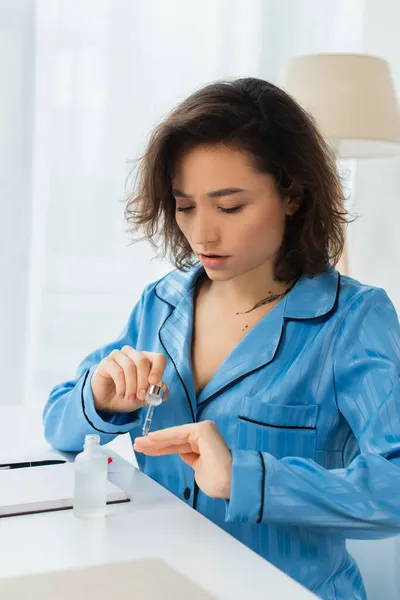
{"left": 91, "top": 346, "right": 169, "bottom": 413}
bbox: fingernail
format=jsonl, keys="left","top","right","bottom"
{"left": 127, "top": 394, "right": 136, "bottom": 403}
{"left": 138, "top": 389, "right": 147, "bottom": 401}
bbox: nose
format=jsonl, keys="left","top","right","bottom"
{"left": 190, "top": 209, "right": 219, "bottom": 246}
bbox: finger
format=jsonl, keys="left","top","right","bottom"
{"left": 139, "top": 424, "right": 194, "bottom": 447}
{"left": 135, "top": 433, "right": 191, "bottom": 450}
{"left": 134, "top": 443, "right": 193, "bottom": 456}
{"left": 160, "top": 380, "right": 169, "bottom": 403}
{"left": 178, "top": 452, "right": 199, "bottom": 468}
{"left": 141, "top": 351, "right": 167, "bottom": 385}
{"left": 103, "top": 355, "right": 126, "bottom": 399}
{"left": 111, "top": 350, "right": 138, "bottom": 402}
{"left": 134, "top": 445, "right": 199, "bottom": 470}
{"left": 121, "top": 347, "right": 151, "bottom": 401}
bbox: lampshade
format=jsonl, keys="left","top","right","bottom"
{"left": 279, "top": 53, "right": 400, "bottom": 158}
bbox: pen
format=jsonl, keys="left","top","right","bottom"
{"left": 0, "top": 460, "right": 67, "bottom": 470}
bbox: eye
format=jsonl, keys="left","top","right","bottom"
{"left": 176, "top": 205, "right": 244, "bottom": 214}
{"left": 220, "top": 205, "right": 244, "bottom": 214}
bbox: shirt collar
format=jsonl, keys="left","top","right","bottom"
{"left": 154, "top": 262, "right": 340, "bottom": 321}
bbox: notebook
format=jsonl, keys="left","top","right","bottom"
{"left": 0, "top": 462, "right": 129, "bottom": 518}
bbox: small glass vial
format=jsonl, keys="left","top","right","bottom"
{"left": 73, "top": 434, "right": 107, "bottom": 519}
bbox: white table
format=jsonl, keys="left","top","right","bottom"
{"left": 0, "top": 428, "right": 316, "bottom": 599}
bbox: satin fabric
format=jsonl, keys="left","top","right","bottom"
{"left": 43, "top": 264, "right": 400, "bottom": 599}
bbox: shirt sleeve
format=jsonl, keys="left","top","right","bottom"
{"left": 226, "top": 288, "right": 400, "bottom": 539}
{"left": 42, "top": 287, "right": 150, "bottom": 452}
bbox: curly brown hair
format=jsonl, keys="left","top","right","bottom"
{"left": 125, "top": 77, "right": 348, "bottom": 282}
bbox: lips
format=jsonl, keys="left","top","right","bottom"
{"left": 200, "top": 254, "right": 228, "bottom": 258}
{"left": 198, "top": 254, "right": 230, "bottom": 268}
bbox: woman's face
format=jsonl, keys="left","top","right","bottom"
{"left": 173, "top": 144, "right": 299, "bottom": 282}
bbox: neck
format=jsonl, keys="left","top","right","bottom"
{"left": 202, "top": 261, "right": 292, "bottom": 312}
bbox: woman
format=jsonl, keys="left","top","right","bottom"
{"left": 43, "top": 78, "right": 400, "bottom": 600}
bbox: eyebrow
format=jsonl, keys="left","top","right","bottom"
{"left": 172, "top": 187, "right": 247, "bottom": 199}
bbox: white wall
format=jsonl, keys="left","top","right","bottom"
{"left": 347, "top": 0, "right": 400, "bottom": 313}
{"left": 260, "top": 0, "right": 365, "bottom": 82}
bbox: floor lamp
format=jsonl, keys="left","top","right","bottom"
{"left": 279, "top": 53, "right": 400, "bottom": 276}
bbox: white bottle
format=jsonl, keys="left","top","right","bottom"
{"left": 73, "top": 434, "right": 107, "bottom": 519}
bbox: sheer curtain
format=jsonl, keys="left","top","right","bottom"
{"left": 1, "top": 0, "right": 365, "bottom": 414}
{"left": 20, "top": 0, "right": 268, "bottom": 412}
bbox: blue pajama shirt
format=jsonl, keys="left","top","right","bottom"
{"left": 43, "top": 264, "right": 400, "bottom": 599}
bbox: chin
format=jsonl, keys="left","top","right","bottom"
{"left": 203, "top": 268, "right": 236, "bottom": 281}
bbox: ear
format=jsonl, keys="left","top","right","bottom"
{"left": 284, "top": 195, "right": 302, "bottom": 217}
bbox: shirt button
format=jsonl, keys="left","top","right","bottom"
{"left": 183, "top": 487, "right": 191, "bottom": 500}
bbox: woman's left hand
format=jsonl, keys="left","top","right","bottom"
{"left": 134, "top": 421, "right": 232, "bottom": 499}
